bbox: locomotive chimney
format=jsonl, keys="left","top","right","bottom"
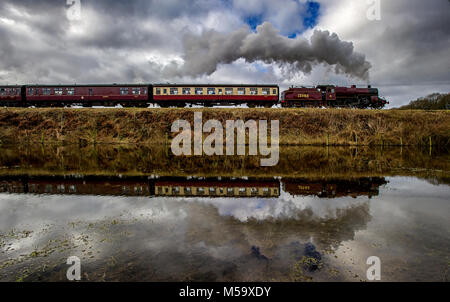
{"left": 368, "top": 85, "right": 371, "bottom": 88}
{"left": 351, "top": 85, "right": 356, "bottom": 88}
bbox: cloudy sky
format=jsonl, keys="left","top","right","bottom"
{"left": 0, "top": 0, "right": 449, "bottom": 107}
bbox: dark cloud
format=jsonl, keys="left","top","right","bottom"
{"left": 0, "top": 0, "right": 448, "bottom": 107}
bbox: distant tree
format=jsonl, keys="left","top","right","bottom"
{"left": 399, "top": 93, "right": 450, "bottom": 110}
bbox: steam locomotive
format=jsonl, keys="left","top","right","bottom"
{"left": 281, "top": 85, "right": 388, "bottom": 109}
{"left": 0, "top": 83, "right": 387, "bottom": 108}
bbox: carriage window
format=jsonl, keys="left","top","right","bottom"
{"left": 29, "top": 184, "right": 37, "bottom": 193}
{"left": 249, "top": 88, "right": 258, "bottom": 95}
{"left": 142, "top": 88, "right": 147, "bottom": 95}
{"left": 209, "top": 187, "right": 216, "bottom": 194}
{"left": 225, "top": 88, "right": 233, "bottom": 95}
{"left": 155, "top": 88, "right": 161, "bottom": 95}
{"left": 45, "top": 184, "right": 53, "bottom": 193}
{"left": 54, "top": 88, "right": 63, "bottom": 95}
{"left": 197, "top": 187, "right": 205, "bottom": 194}
{"left": 262, "top": 88, "right": 270, "bottom": 95}
{"left": 170, "top": 88, "right": 179, "bottom": 95}
{"left": 184, "top": 187, "right": 192, "bottom": 194}
{"left": 195, "top": 88, "right": 203, "bottom": 95}
{"left": 132, "top": 88, "right": 141, "bottom": 95}
{"left": 43, "top": 88, "right": 51, "bottom": 95}
{"left": 218, "top": 88, "right": 223, "bottom": 94}
{"left": 56, "top": 184, "right": 65, "bottom": 193}
{"left": 120, "top": 88, "right": 128, "bottom": 95}
{"left": 207, "top": 88, "right": 215, "bottom": 95}
{"left": 0, "top": 88, "right": 5, "bottom": 96}
{"left": 182, "top": 88, "right": 191, "bottom": 95}
{"left": 28, "top": 88, "right": 34, "bottom": 95}
{"left": 272, "top": 89, "right": 277, "bottom": 95}
{"left": 67, "top": 88, "right": 75, "bottom": 95}
{"left": 237, "top": 88, "right": 245, "bottom": 95}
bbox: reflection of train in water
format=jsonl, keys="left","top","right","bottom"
{"left": 0, "top": 176, "right": 387, "bottom": 198}
{"left": 283, "top": 177, "right": 388, "bottom": 198}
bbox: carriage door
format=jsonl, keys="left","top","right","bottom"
{"left": 325, "top": 87, "right": 335, "bottom": 106}
{"left": 321, "top": 89, "right": 326, "bottom": 106}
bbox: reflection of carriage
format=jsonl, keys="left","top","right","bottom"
{"left": 155, "top": 179, "right": 279, "bottom": 198}
{"left": 26, "top": 177, "right": 151, "bottom": 196}
{"left": 0, "top": 176, "right": 281, "bottom": 198}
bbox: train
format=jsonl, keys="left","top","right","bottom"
{"left": 0, "top": 83, "right": 388, "bottom": 108}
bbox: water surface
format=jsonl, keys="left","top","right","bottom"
{"left": 0, "top": 145, "right": 448, "bottom": 282}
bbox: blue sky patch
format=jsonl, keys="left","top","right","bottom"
{"left": 244, "top": 14, "right": 264, "bottom": 31}
{"left": 303, "top": 1, "right": 320, "bottom": 29}
{"left": 243, "top": 0, "right": 321, "bottom": 38}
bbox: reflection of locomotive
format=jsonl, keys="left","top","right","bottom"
{"left": 282, "top": 177, "right": 387, "bottom": 198}
{"left": 0, "top": 176, "right": 387, "bottom": 199}
{"left": 0, "top": 83, "right": 387, "bottom": 108}
{"left": 281, "top": 85, "right": 388, "bottom": 108}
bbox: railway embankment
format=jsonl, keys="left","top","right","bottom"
{"left": 0, "top": 108, "right": 449, "bottom": 147}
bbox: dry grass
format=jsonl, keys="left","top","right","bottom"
{"left": 0, "top": 108, "right": 449, "bottom": 146}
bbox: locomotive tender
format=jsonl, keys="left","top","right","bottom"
{"left": 0, "top": 83, "right": 387, "bottom": 108}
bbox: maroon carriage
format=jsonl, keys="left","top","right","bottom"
{"left": 24, "top": 84, "right": 150, "bottom": 107}
{"left": 0, "top": 85, "right": 23, "bottom": 107}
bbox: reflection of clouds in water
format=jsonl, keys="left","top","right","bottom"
{"left": 0, "top": 194, "right": 183, "bottom": 231}
{"left": 0, "top": 192, "right": 370, "bottom": 230}
{"left": 372, "top": 177, "right": 450, "bottom": 223}
{"left": 0, "top": 192, "right": 371, "bottom": 260}
{"left": 180, "top": 192, "right": 370, "bottom": 222}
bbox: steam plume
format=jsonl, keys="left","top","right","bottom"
{"left": 169, "top": 22, "right": 371, "bottom": 80}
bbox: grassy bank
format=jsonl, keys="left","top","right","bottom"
{"left": 0, "top": 108, "right": 449, "bottom": 146}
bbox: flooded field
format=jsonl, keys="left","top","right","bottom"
{"left": 0, "top": 144, "right": 449, "bottom": 282}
